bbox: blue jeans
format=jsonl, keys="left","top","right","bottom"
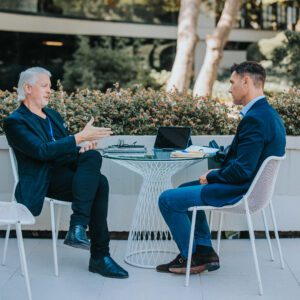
{"left": 158, "top": 180, "right": 212, "bottom": 258}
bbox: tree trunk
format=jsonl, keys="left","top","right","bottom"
{"left": 166, "top": 0, "right": 201, "bottom": 93}
{"left": 193, "top": 0, "right": 241, "bottom": 97}
{"left": 296, "top": 18, "right": 300, "bottom": 32}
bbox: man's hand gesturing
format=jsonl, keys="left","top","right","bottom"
{"left": 75, "top": 117, "right": 113, "bottom": 145}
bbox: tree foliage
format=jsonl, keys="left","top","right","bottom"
{"left": 271, "top": 30, "right": 300, "bottom": 86}
{"left": 62, "top": 36, "right": 158, "bottom": 91}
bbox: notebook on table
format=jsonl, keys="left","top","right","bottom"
{"left": 170, "top": 145, "right": 219, "bottom": 158}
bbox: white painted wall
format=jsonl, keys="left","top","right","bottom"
{"left": 1, "top": 135, "right": 299, "bottom": 232}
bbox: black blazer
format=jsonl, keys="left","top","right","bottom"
{"left": 4, "top": 103, "right": 78, "bottom": 216}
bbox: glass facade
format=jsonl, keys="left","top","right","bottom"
{"left": 0, "top": 1, "right": 298, "bottom": 92}
{"left": 216, "top": 0, "right": 300, "bottom": 31}
{"left": 224, "top": 41, "right": 252, "bottom": 51}
{"left": 0, "top": 0, "right": 180, "bottom": 25}
{"left": 0, "top": 31, "right": 76, "bottom": 91}
{"left": 0, "top": 30, "right": 176, "bottom": 91}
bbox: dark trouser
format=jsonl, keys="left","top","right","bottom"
{"left": 47, "top": 150, "right": 110, "bottom": 257}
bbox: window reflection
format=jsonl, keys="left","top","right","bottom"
{"left": 0, "top": 0, "right": 180, "bottom": 25}
{"left": 0, "top": 31, "right": 176, "bottom": 91}
{"left": 216, "top": 0, "right": 299, "bottom": 31}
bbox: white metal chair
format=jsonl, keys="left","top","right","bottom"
{"left": 44, "top": 197, "right": 71, "bottom": 276}
{"left": 210, "top": 207, "right": 278, "bottom": 260}
{"left": 0, "top": 201, "right": 35, "bottom": 300}
{"left": 2, "top": 147, "right": 71, "bottom": 277}
{"left": 185, "top": 155, "right": 285, "bottom": 295}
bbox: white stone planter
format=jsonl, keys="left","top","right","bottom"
{"left": 0, "top": 135, "right": 299, "bottom": 231}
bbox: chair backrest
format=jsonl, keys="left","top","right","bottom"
{"left": 225, "top": 155, "right": 285, "bottom": 214}
{"left": 8, "top": 147, "right": 19, "bottom": 202}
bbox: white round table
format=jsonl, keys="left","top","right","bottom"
{"left": 103, "top": 150, "right": 211, "bottom": 268}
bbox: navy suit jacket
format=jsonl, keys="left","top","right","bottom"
{"left": 202, "top": 98, "right": 286, "bottom": 207}
{"left": 3, "top": 103, "right": 78, "bottom": 216}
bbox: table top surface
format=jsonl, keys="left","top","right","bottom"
{"left": 102, "top": 149, "right": 215, "bottom": 161}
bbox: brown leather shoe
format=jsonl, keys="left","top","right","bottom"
{"left": 169, "top": 250, "right": 220, "bottom": 274}
{"left": 156, "top": 254, "right": 186, "bottom": 273}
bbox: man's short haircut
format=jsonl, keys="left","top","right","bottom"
{"left": 230, "top": 61, "right": 266, "bottom": 87}
{"left": 17, "top": 67, "right": 51, "bottom": 101}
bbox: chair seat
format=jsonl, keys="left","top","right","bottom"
{"left": 45, "top": 197, "right": 72, "bottom": 206}
{"left": 188, "top": 202, "right": 243, "bottom": 213}
{"left": 0, "top": 202, "right": 35, "bottom": 225}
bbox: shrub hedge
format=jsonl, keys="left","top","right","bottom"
{"left": 0, "top": 87, "right": 299, "bottom": 136}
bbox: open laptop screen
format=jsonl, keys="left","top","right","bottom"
{"left": 154, "top": 126, "right": 191, "bottom": 150}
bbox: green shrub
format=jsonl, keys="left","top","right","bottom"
{"left": 271, "top": 31, "right": 300, "bottom": 86}
{"left": 269, "top": 88, "right": 300, "bottom": 136}
{"left": 62, "top": 37, "right": 160, "bottom": 92}
{"left": 1, "top": 87, "right": 299, "bottom": 136}
{"left": 246, "top": 31, "right": 300, "bottom": 87}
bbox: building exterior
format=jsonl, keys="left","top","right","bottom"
{"left": 0, "top": 0, "right": 299, "bottom": 90}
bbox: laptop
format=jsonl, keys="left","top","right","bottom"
{"left": 154, "top": 126, "right": 192, "bottom": 151}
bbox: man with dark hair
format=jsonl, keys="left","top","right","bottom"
{"left": 4, "top": 67, "right": 129, "bottom": 279}
{"left": 230, "top": 61, "right": 266, "bottom": 88}
{"left": 156, "top": 61, "right": 286, "bottom": 275}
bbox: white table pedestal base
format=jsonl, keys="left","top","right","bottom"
{"left": 112, "top": 159, "right": 200, "bottom": 268}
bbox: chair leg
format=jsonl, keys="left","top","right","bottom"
{"left": 245, "top": 200, "right": 263, "bottom": 296}
{"left": 269, "top": 202, "right": 285, "bottom": 269}
{"left": 9, "top": 224, "right": 25, "bottom": 277}
{"left": 50, "top": 200, "right": 59, "bottom": 276}
{"left": 217, "top": 212, "right": 223, "bottom": 255}
{"left": 16, "top": 222, "right": 32, "bottom": 300}
{"left": 262, "top": 209, "right": 274, "bottom": 261}
{"left": 185, "top": 208, "right": 197, "bottom": 287}
{"left": 55, "top": 206, "right": 62, "bottom": 241}
{"left": 209, "top": 211, "right": 213, "bottom": 233}
{"left": 1, "top": 224, "right": 11, "bottom": 266}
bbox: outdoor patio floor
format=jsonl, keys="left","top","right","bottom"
{"left": 0, "top": 238, "right": 300, "bottom": 300}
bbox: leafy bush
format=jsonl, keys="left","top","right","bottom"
{"left": 246, "top": 31, "right": 300, "bottom": 87}
{"left": 62, "top": 37, "right": 160, "bottom": 92}
{"left": 271, "top": 31, "right": 300, "bottom": 86}
{"left": 1, "top": 87, "right": 299, "bottom": 136}
{"left": 269, "top": 88, "right": 300, "bottom": 136}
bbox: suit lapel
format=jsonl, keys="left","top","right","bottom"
{"left": 18, "top": 104, "right": 49, "bottom": 141}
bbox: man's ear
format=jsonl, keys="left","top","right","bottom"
{"left": 23, "top": 83, "right": 32, "bottom": 95}
{"left": 242, "top": 75, "right": 250, "bottom": 89}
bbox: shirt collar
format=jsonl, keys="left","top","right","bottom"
{"left": 240, "top": 95, "right": 265, "bottom": 117}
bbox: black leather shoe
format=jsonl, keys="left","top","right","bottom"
{"left": 64, "top": 225, "right": 90, "bottom": 250}
{"left": 89, "top": 255, "right": 129, "bottom": 279}
{"left": 169, "top": 250, "right": 220, "bottom": 274}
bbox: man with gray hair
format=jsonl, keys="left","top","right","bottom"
{"left": 4, "top": 67, "right": 129, "bottom": 279}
